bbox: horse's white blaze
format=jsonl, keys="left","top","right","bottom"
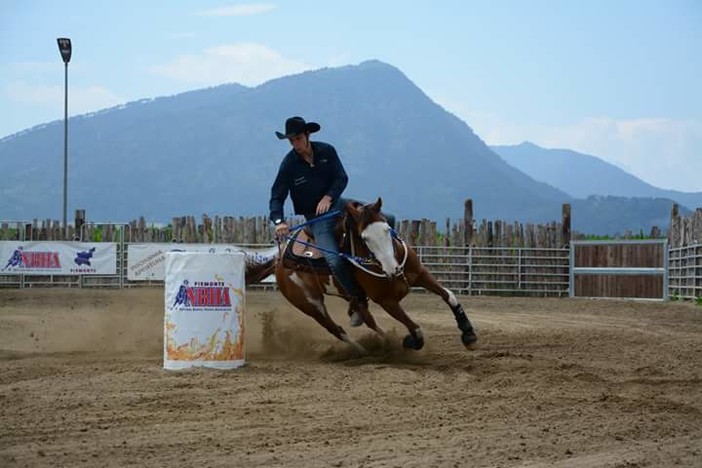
{"left": 362, "top": 221, "right": 399, "bottom": 276}
{"left": 290, "top": 272, "right": 328, "bottom": 317}
{"left": 443, "top": 287, "right": 459, "bottom": 307}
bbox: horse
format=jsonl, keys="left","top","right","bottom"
{"left": 256, "top": 197, "right": 477, "bottom": 353}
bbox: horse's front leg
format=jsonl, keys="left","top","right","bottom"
{"left": 377, "top": 300, "right": 424, "bottom": 350}
{"left": 412, "top": 268, "right": 478, "bottom": 349}
{"left": 349, "top": 296, "right": 386, "bottom": 337}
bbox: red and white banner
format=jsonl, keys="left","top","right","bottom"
{"left": 127, "top": 243, "right": 278, "bottom": 281}
{"left": 0, "top": 241, "right": 117, "bottom": 275}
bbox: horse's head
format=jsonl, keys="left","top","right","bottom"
{"left": 346, "top": 197, "right": 402, "bottom": 278}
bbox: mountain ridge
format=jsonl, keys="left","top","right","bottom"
{"left": 492, "top": 141, "right": 702, "bottom": 211}
{"left": 0, "top": 60, "right": 685, "bottom": 234}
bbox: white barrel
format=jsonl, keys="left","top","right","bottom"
{"left": 163, "top": 252, "right": 246, "bottom": 370}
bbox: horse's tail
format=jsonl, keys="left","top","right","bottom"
{"left": 245, "top": 257, "right": 277, "bottom": 285}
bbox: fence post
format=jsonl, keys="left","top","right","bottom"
{"left": 518, "top": 248, "right": 522, "bottom": 291}
{"left": 463, "top": 199, "right": 474, "bottom": 247}
{"left": 669, "top": 204, "right": 680, "bottom": 248}
{"left": 468, "top": 245, "right": 473, "bottom": 295}
{"left": 74, "top": 209, "right": 85, "bottom": 241}
{"left": 561, "top": 204, "right": 571, "bottom": 246}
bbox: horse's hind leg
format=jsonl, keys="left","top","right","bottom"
{"left": 412, "top": 268, "right": 478, "bottom": 348}
{"left": 377, "top": 300, "right": 424, "bottom": 350}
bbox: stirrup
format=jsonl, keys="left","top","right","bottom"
{"left": 348, "top": 296, "right": 367, "bottom": 327}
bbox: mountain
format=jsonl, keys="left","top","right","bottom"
{"left": 492, "top": 142, "right": 702, "bottom": 211}
{"left": 0, "top": 61, "right": 570, "bottom": 222}
{"left": 571, "top": 195, "right": 680, "bottom": 236}
{"left": 0, "top": 60, "right": 680, "bottom": 234}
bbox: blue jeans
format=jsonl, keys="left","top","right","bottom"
{"left": 307, "top": 198, "right": 364, "bottom": 299}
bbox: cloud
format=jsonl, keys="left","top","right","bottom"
{"left": 197, "top": 4, "right": 276, "bottom": 16}
{"left": 149, "top": 42, "right": 311, "bottom": 86}
{"left": 458, "top": 110, "right": 702, "bottom": 193}
{"left": 4, "top": 81, "right": 124, "bottom": 116}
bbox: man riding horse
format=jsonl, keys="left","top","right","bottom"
{"left": 269, "top": 116, "right": 374, "bottom": 327}
{"left": 268, "top": 116, "right": 477, "bottom": 352}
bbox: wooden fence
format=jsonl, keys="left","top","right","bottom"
{"left": 668, "top": 204, "right": 702, "bottom": 248}
{"left": 570, "top": 240, "right": 668, "bottom": 300}
{"left": 666, "top": 206, "right": 702, "bottom": 299}
{"left": 3, "top": 200, "right": 701, "bottom": 299}
{"left": 1, "top": 200, "right": 573, "bottom": 248}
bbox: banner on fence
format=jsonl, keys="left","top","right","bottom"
{"left": 0, "top": 241, "right": 117, "bottom": 275}
{"left": 164, "top": 252, "right": 246, "bottom": 370}
{"left": 128, "top": 243, "right": 278, "bottom": 281}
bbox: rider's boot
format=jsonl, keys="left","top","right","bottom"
{"left": 348, "top": 295, "right": 368, "bottom": 327}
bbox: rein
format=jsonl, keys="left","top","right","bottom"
{"left": 279, "top": 210, "right": 372, "bottom": 264}
{"left": 282, "top": 233, "right": 370, "bottom": 264}
{"left": 280, "top": 208, "right": 408, "bottom": 279}
{"left": 289, "top": 210, "right": 340, "bottom": 232}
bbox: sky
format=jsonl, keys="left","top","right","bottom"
{"left": 2, "top": 0, "right": 701, "bottom": 191}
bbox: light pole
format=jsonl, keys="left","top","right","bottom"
{"left": 57, "top": 38, "right": 72, "bottom": 239}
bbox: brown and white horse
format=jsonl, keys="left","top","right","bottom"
{"left": 264, "top": 198, "right": 477, "bottom": 353}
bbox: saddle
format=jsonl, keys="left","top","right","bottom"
{"left": 282, "top": 228, "right": 333, "bottom": 274}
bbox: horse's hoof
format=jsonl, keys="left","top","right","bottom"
{"left": 461, "top": 331, "right": 478, "bottom": 349}
{"left": 402, "top": 334, "right": 424, "bottom": 350}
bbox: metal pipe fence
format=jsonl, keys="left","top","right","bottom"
{"left": 414, "top": 246, "right": 570, "bottom": 296}
{"left": 669, "top": 244, "right": 702, "bottom": 300}
{"left": 1, "top": 243, "right": 700, "bottom": 300}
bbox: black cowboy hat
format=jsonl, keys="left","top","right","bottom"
{"left": 275, "top": 116, "right": 321, "bottom": 139}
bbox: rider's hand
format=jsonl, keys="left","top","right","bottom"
{"left": 316, "top": 195, "right": 332, "bottom": 216}
{"left": 274, "top": 222, "right": 289, "bottom": 239}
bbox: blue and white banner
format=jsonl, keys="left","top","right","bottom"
{"left": 0, "top": 241, "right": 117, "bottom": 275}
{"left": 127, "top": 243, "right": 278, "bottom": 281}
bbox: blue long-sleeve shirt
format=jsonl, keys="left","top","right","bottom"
{"left": 269, "top": 141, "right": 349, "bottom": 222}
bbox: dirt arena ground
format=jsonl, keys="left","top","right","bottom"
{"left": 1, "top": 288, "right": 701, "bottom": 468}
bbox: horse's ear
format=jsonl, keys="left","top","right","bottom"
{"left": 346, "top": 200, "right": 361, "bottom": 221}
{"left": 371, "top": 197, "right": 382, "bottom": 212}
